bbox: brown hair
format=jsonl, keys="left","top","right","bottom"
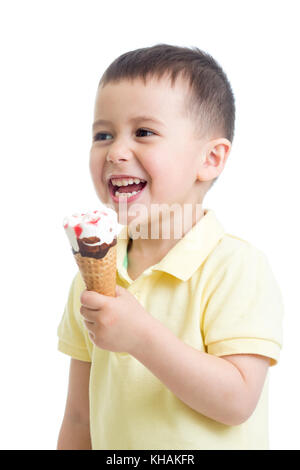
{"left": 99, "top": 43, "right": 235, "bottom": 143}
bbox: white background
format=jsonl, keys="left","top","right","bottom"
{"left": 0, "top": 0, "right": 299, "bottom": 450}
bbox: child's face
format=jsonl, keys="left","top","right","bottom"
{"left": 90, "top": 76, "right": 211, "bottom": 225}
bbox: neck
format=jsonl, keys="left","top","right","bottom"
{"left": 127, "top": 203, "right": 205, "bottom": 259}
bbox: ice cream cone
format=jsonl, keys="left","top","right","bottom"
{"left": 63, "top": 208, "right": 122, "bottom": 297}
{"left": 74, "top": 244, "right": 117, "bottom": 296}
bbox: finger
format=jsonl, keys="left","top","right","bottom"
{"left": 80, "top": 305, "right": 99, "bottom": 322}
{"left": 88, "top": 330, "right": 95, "bottom": 342}
{"left": 80, "top": 290, "right": 107, "bottom": 309}
{"left": 115, "top": 285, "right": 126, "bottom": 296}
{"left": 82, "top": 317, "right": 95, "bottom": 325}
{"left": 83, "top": 318, "right": 96, "bottom": 330}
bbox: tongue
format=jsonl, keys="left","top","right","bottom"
{"left": 117, "top": 182, "right": 145, "bottom": 193}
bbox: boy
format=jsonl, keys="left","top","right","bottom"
{"left": 57, "top": 44, "right": 283, "bottom": 450}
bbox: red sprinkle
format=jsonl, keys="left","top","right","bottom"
{"left": 88, "top": 217, "right": 100, "bottom": 224}
{"left": 74, "top": 224, "right": 83, "bottom": 237}
{"left": 64, "top": 223, "right": 68, "bottom": 229}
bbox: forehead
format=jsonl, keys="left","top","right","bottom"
{"left": 94, "top": 75, "right": 190, "bottom": 122}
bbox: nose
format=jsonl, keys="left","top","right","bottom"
{"left": 106, "top": 153, "right": 128, "bottom": 163}
{"left": 106, "top": 140, "right": 133, "bottom": 163}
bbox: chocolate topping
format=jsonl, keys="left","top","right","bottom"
{"left": 72, "top": 237, "right": 117, "bottom": 259}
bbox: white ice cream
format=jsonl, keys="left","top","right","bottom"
{"left": 63, "top": 206, "right": 122, "bottom": 252}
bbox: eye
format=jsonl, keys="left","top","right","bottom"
{"left": 93, "top": 132, "right": 113, "bottom": 141}
{"left": 136, "top": 128, "right": 154, "bottom": 137}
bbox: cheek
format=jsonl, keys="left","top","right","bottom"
{"left": 90, "top": 147, "right": 102, "bottom": 176}
{"left": 148, "top": 154, "right": 192, "bottom": 202}
{"left": 142, "top": 150, "right": 171, "bottom": 184}
{"left": 89, "top": 149, "right": 106, "bottom": 195}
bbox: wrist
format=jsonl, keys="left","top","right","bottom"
{"left": 128, "top": 311, "right": 163, "bottom": 358}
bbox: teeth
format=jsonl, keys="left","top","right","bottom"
{"left": 111, "top": 177, "right": 144, "bottom": 187}
{"left": 115, "top": 190, "right": 139, "bottom": 198}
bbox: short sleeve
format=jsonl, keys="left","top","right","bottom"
{"left": 202, "top": 244, "right": 284, "bottom": 366}
{"left": 57, "top": 272, "right": 93, "bottom": 362}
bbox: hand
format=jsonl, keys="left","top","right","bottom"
{"left": 79, "top": 285, "right": 153, "bottom": 354}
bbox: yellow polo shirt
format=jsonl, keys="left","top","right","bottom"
{"left": 57, "top": 209, "right": 283, "bottom": 450}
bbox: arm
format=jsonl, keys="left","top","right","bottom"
{"left": 79, "top": 288, "right": 270, "bottom": 427}
{"left": 131, "top": 318, "right": 270, "bottom": 426}
{"left": 57, "top": 358, "right": 92, "bottom": 450}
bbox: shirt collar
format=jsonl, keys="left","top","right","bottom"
{"left": 117, "top": 209, "right": 225, "bottom": 282}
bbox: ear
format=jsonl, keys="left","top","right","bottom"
{"left": 196, "top": 138, "right": 231, "bottom": 182}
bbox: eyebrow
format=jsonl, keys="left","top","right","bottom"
{"left": 92, "top": 115, "right": 166, "bottom": 129}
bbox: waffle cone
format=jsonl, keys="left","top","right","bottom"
{"left": 74, "top": 244, "right": 117, "bottom": 296}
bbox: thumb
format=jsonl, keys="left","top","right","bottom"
{"left": 115, "top": 284, "right": 127, "bottom": 296}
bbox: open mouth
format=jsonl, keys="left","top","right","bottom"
{"left": 108, "top": 177, "right": 147, "bottom": 203}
